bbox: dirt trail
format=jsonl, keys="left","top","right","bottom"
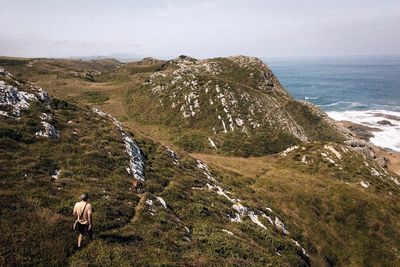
{"left": 131, "top": 193, "right": 148, "bottom": 223}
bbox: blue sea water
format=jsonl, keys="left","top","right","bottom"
{"left": 266, "top": 57, "right": 400, "bottom": 151}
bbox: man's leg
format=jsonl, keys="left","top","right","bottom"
{"left": 88, "top": 228, "right": 93, "bottom": 240}
{"left": 77, "top": 233, "right": 83, "bottom": 248}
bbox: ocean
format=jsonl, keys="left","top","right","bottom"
{"left": 267, "top": 57, "right": 400, "bottom": 152}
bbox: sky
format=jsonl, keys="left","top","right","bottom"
{"left": 1, "top": 0, "right": 400, "bottom": 59}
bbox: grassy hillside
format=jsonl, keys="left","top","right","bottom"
{"left": 1, "top": 58, "right": 400, "bottom": 266}
{"left": 195, "top": 142, "right": 400, "bottom": 266}
{"left": 1, "top": 69, "right": 311, "bottom": 266}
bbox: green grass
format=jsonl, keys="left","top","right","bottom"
{"left": 82, "top": 91, "right": 110, "bottom": 104}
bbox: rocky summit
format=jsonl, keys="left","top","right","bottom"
{"left": 1, "top": 56, "right": 400, "bottom": 266}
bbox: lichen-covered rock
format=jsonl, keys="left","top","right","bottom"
{"left": 1, "top": 69, "right": 51, "bottom": 117}
{"left": 36, "top": 121, "right": 59, "bottom": 138}
{"left": 0, "top": 81, "right": 37, "bottom": 116}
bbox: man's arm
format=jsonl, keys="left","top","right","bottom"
{"left": 73, "top": 203, "right": 77, "bottom": 217}
{"left": 87, "top": 205, "right": 93, "bottom": 230}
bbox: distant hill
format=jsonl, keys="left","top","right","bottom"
{"left": 67, "top": 53, "right": 144, "bottom": 63}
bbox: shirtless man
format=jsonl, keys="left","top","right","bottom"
{"left": 73, "top": 193, "right": 93, "bottom": 248}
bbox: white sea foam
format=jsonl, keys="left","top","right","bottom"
{"left": 327, "top": 109, "right": 400, "bottom": 152}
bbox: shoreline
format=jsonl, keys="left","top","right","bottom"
{"left": 326, "top": 109, "right": 400, "bottom": 152}
{"left": 337, "top": 120, "right": 400, "bottom": 176}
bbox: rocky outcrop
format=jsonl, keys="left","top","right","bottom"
{"left": 344, "top": 138, "right": 391, "bottom": 169}
{"left": 344, "top": 139, "right": 376, "bottom": 158}
{"left": 35, "top": 121, "right": 59, "bottom": 138}
{"left": 91, "top": 107, "right": 145, "bottom": 181}
{"left": 0, "top": 80, "right": 37, "bottom": 117}
{"left": 1, "top": 68, "right": 59, "bottom": 138}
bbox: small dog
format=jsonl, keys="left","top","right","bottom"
{"left": 130, "top": 179, "right": 143, "bottom": 193}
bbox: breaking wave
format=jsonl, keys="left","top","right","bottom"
{"left": 326, "top": 109, "right": 400, "bottom": 152}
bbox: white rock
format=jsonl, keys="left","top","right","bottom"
{"left": 51, "top": 169, "right": 61, "bottom": 180}
{"left": 215, "top": 186, "right": 237, "bottom": 202}
{"left": 208, "top": 137, "right": 217, "bottom": 150}
{"left": 261, "top": 213, "right": 274, "bottom": 225}
{"left": 197, "top": 160, "right": 216, "bottom": 182}
{"left": 230, "top": 213, "right": 242, "bottom": 222}
{"left": 222, "top": 229, "right": 234, "bottom": 236}
{"left": 360, "top": 181, "right": 369, "bottom": 188}
{"left": 232, "top": 203, "right": 248, "bottom": 215}
{"left": 92, "top": 107, "right": 145, "bottom": 181}
{"left": 274, "top": 217, "right": 289, "bottom": 235}
{"left": 371, "top": 168, "right": 380, "bottom": 176}
{"left": 156, "top": 197, "right": 168, "bottom": 210}
{"left": 124, "top": 133, "right": 145, "bottom": 181}
{"left": 325, "top": 145, "right": 342, "bottom": 159}
{"left": 389, "top": 176, "right": 400, "bottom": 186}
{"left": 39, "top": 113, "right": 53, "bottom": 121}
{"left": 291, "top": 239, "right": 309, "bottom": 257}
{"left": 0, "top": 82, "right": 37, "bottom": 116}
{"left": 282, "top": 146, "right": 299, "bottom": 156}
{"left": 235, "top": 118, "right": 244, "bottom": 126}
{"left": 36, "top": 121, "right": 59, "bottom": 138}
{"left": 165, "top": 146, "right": 179, "bottom": 165}
{"left": 248, "top": 211, "right": 267, "bottom": 229}
{"left": 221, "top": 119, "right": 228, "bottom": 133}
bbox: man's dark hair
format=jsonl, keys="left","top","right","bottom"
{"left": 80, "top": 193, "right": 89, "bottom": 201}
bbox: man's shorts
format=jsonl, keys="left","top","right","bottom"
{"left": 77, "top": 223, "right": 89, "bottom": 235}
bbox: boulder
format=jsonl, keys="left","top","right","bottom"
{"left": 376, "top": 157, "right": 389, "bottom": 168}
{"left": 377, "top": 120, "right": 394, "bottom": 126}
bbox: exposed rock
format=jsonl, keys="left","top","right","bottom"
{"left": 344, "top": 139, "right": 376, "bottom": 159}
{"left": 337, "top": 120, "right": 380, "bottom": 141}
{"left": 51, "top": 169, "right": 61, "bottom": 180}
{"left": 222, "top": 229, "right": 234, "bottom": 236}
{"left": 0, "top": 81, "right": 37, "bottom": 117}
{"left": 124, "top": 134, "right": 145, "bottom": 181}
{"left": 165, "top": 146, "right": 179, "bottom": 165}
{"left": 376, "top": 157, "right": 389, "bottom": 168}
{"left": 1, "top": 70, "right": 51, "bottom": 118}
{"left": 208, "top": 137, "right": 217, "bottom": 150}
{"left": 156, "top": 196, "right": 168, "bottom": 210}
{"left": 281, "top": 146, "right": 299, "bottom": 156}
{"left": 91, "top": 107, "right": 145, "bottom": 181}
{"left": 360, "top": 181, "right": 370, "bottom": 188}
{"left": 39, "top": 113, "right": 54, "bottom": 122}
{"left": 325, "top": 145, "right": 342, "bottom": 159}
{"left": 377, "top": 120, "right": 394, "bottom": 126}
{"left": 274, "top": 217, "right": 289, "bottom": 235}
{"left": 35, "top": 121, "right": 59, "bottom": 139}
